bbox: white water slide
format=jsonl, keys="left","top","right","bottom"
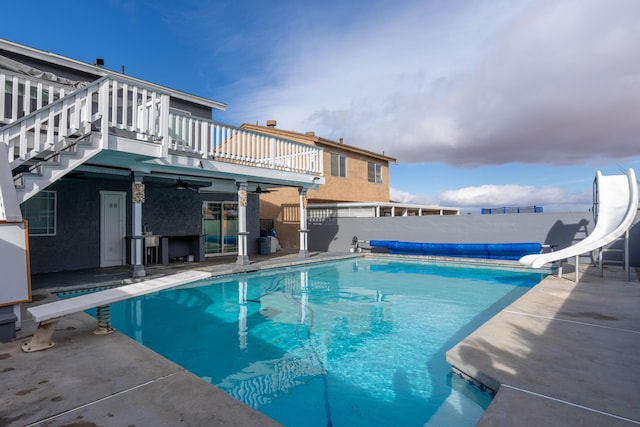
{"left": 519, "top": 169, "right": 638, "bottom": 281}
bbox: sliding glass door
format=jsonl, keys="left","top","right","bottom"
{"left": 203, "top": 201, "right": 238, "bottom": 255}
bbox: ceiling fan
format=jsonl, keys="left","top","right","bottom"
{"left": 175, "top": 178, "right": 208, "bottom": 192}
{"left": 250, "top": 185, "right": 277, "bottom": 194}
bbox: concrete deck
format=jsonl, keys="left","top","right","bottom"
{"left": 1, "top": 251, "right": 355, "bottom": 427}
{"left": 447, "top": 265, "right": 640, "bottom": 426}
{"left": 2, "top": 253, "right": 639, "bottom": 426}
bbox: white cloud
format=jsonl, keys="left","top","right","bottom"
{"left": 440, "top": 184, "right": 591, "bottom": 211}
{"left": 390, "top": 187, "right": 436, "bottom": 205}
{"left": 223, "top": 0, "right": 640, "bottom": 168}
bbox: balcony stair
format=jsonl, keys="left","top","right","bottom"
{"left": 11, "top": 126, "right": 101, "bottom": 203}
{"left": 1, "top": 79, "right": 104, "bottom": 203}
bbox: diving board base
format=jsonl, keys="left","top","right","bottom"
{"left": 22, "top": 318, "right": 58, "bottom": 352}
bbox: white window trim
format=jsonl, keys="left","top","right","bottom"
{"left": 22, "top": 190, "right": 57, "bottom": 236}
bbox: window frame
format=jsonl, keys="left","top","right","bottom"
{"left": 330, "top": 152, "right": 347, "bottom": 178}
{"left": 21, "top": 190, "right": 57, "bottom": 236}
{"left": 368, "top": 161, "right": 383, "bottom": 184}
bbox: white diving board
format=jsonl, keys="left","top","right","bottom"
{"left": 22, "top": 270, "right": 212, "bottom": 352}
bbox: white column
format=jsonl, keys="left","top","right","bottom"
{"left": 298, "top": 187, "right": 309, "bottom": 258}
{"left": 236, "top": 181, "right": 250, "bottom": 265}
{"left": 130, "top": 172, "right": 146, "bottom": 277}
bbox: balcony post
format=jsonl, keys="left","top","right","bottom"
{"left": 98, "top": 80, "right": 110, "bottom": 149}
{"left": 236, "top": 181, "right": 250, "bottom": 265}
{"left": 130, "top": 171, "right": 146, "bottom": 277}
{"left": 0, "top": 141, "right": 22, "bottom": 222}
{"left": 298, "top": 187, "right": 309, "bottom": 258}
{"left": 159, "top": 94, "right": 170, "bottom": 158}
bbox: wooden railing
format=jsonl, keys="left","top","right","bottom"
{"left": 169, "top": 113, "right": 323, "bottom": 175}
{"left": 1, "top": 72, "right": 322, "bottom": 176}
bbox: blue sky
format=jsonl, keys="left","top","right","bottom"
{"left": 3, "top": 0, "right": 639, "bottom": 213}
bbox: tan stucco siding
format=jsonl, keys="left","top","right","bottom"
{"left": 315, "top": 148, "right": 390, "bottom": 202}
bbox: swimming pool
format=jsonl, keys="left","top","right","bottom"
{"left": 61, "top": 258, "right": 546, "bottom": 426}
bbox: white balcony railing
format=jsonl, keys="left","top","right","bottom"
{"left": 1, "top": 72, "right": 322, "bottom": 176}
{"left": 169, "top": 113, "right": 323, "bottom": 175}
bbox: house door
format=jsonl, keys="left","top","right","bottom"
{"left": 100, "top": 191, "right": 126, "bottom": 267}
{"left": 203, "top": 201, "right": 238, "bottom": 255}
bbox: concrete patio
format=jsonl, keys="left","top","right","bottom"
{"left": 1, "top": 253, "right": 639, "bottom": 426}
{"left": 448, "top": 264, "right": 640, "bottom": 426}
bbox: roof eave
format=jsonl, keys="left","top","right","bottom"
{"left": 0, "top": 38, "right": 227, "bottom": 111}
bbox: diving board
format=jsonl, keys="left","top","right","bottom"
{"left": 22, "top": 270, "right": 212, "bottom": 352}
{"left": 519, "top": 169, "right": 638, "bottom": 280}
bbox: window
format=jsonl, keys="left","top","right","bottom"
{"left": 330, "top": 153, "right": 346, "bottom": 177}
{"left": 368, "top": 162, "right": 383, "bottom": 183}
{"left": 203, "top": 201, "right": 238, "bottom": 254}
{"left": 21, "top": 191, "right": 56, "bottom": 236}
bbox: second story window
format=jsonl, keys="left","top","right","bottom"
{"left": 368, "top": 162, "right": 383, "bottom": 183}
{"left": 331, "top": 153, "right": 346, "bottom": 177}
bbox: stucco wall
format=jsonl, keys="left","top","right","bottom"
{"left": 308, "top": 212, "right": 640, "bottom": 266}
{"left": 314, "top": 147, "right": 390, "bottom": 202}
{"left": 27, "top": 178, "right": 260, "bottom": 274}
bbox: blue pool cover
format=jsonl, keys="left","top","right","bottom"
{"left": 368, "top": 240, "right": 542, "bottom": 260}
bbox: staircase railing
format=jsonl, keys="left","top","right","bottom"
{"left": 1, "top": 71, "right": 322, "bottom": 176}
{"left": 1, "top": 75, "right": 170, "bottom": 168}
{"left": 0, "top": 69, "right": 74, "bottom": 125}
{"left": 169, "top": 113, "right": 323, "bottom": 175}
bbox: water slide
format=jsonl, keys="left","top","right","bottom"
{"left": 519, "top": 169, "right": 638, "bottom": 269}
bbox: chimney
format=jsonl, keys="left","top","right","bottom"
{"left": 94, "top": 58, "right": 105, "bottom": 67}
{"left": 305, "top": 131, "right": 315, "bottom": 136}
{"left": 339, "top": 137, "right": 344, "bottom": 144}
{"left": 266, "top": 120, "right": 277, "bottom": 128}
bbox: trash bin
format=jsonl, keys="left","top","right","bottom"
{"left": 258, "top": 237, "right": 270, "bottom": 255}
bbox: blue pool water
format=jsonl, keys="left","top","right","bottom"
{"left": 62, "top": 259, "right": 545, "bottom": 426}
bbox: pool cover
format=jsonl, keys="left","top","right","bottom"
{"left": 368, "top": 240, "right": 541, "bottom": 260}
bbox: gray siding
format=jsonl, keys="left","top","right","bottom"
{"left": 27, "top": 178, "right": 260, "bottom": 274}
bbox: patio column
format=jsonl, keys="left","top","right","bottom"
{"left": 130, "top": 172, "right": 146, "bottom": 277}
{"left": 299, "top": 187, "right": 309, "bottom": 258}
{"left": 236, "top": 181, "right": 250, "bottom": 265}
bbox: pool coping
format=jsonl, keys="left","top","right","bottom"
{"left": 4, "top": 253, "right": 638, "bottom": 426}
{"left": 446, "top": 264, "right": 640, "bottom": 426}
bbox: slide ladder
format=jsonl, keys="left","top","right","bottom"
{"left": 519, "top": 169, "right": 638, "bottom": 282}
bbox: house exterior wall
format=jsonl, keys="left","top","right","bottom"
{"left": 27, "top": 178, "right": 128, "bottom": 274}
{"left": 313, "top": 145, "right": 390, "bottom": 202}
{"left": 26, "top": 178, "right": 260, "bottom": 274}
{"left": 0, "top": 49, "right": 100, "bottom": 83}
{"left": 169, "top": 98, "right": 214, "bottom": 120}
{"left": 243, "top": 124, "right": 394, "bottom": 250}
{"left": 0, "top": 47, "right": 213, "bottom": 120}
{"left": 259, "top": 145, "right": 391, "bottom": 249}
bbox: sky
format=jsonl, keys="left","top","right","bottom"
{"left": 2, "top": 0, "right": 639, "bottom": 213}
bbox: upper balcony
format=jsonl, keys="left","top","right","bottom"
{"left": 0, "top": 69, "right": 324, "bottom": 180}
